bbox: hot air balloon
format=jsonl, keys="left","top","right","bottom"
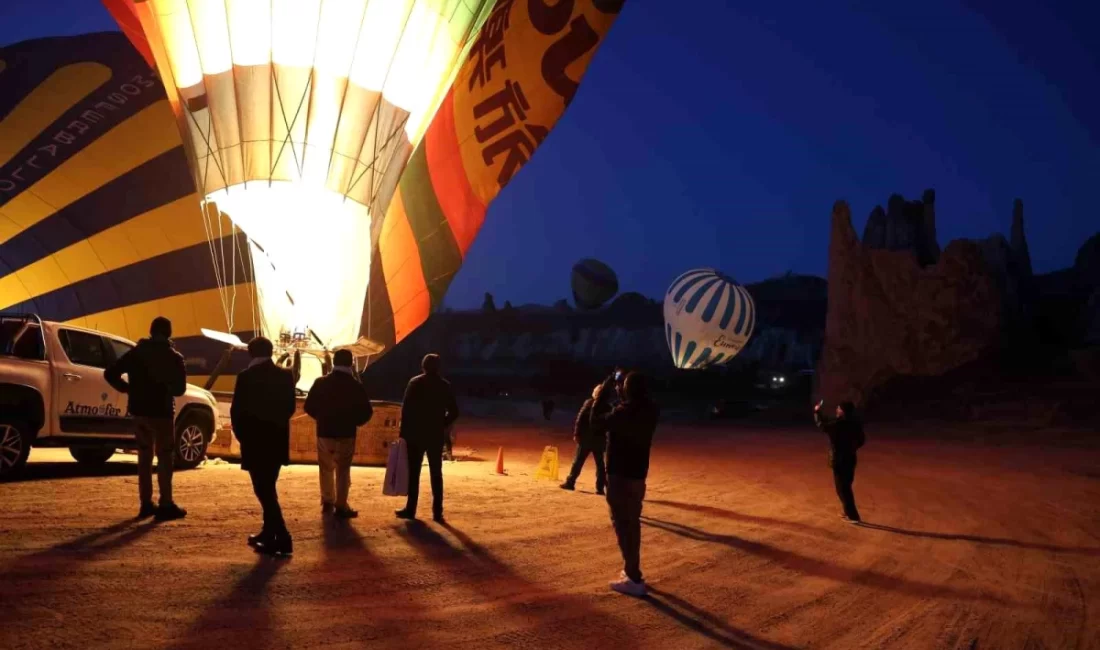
{"left": 664, "top": 269, "right": 755, "bottom": 370}
{"left": 571, "top": 258, "right": 618, "bottom": 310}
{"left": 99, "top": 0, "right": 626, "bottom": 387}
{"left": 0, "top": 32, "right": 254, "bottom": 390}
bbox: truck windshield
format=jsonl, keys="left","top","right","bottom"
{"left": 0, "top": 319, "right": 45, "bottom": 361}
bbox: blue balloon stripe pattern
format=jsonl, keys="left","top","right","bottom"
{"left": 663, "top": 268, "right": 756, "bottom": 370}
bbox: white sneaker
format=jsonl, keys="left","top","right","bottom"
{"left": 610, "top": 576, "right": 647, "bottom": 597}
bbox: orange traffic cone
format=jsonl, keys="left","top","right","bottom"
{"left": 495, "top": 446, "right": 506, "bottom": 475}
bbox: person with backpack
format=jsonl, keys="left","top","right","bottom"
{"left": 560, "top": 384, "right": 606, "bottom": 494}
{"left": 813, "top": 399, "right": 864, "bottom": 523}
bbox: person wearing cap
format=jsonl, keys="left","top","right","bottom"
{"left": 232, "top": 336, "right": 298, "bottom": 555}
{"left": 104, "top": 316, "right": 188, "bottom": 521}
{"left": 395, "top": 353, "right": 459, "bottom": 523}
{"left": 813, "top": 399, "right": 864, "bottom": 523}
{"left": 305, "top": 349, "right": 374, "bottom": 518}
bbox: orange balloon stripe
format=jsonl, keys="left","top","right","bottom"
{"left": 424, "top": 87, "right": 486, "bottom": 257}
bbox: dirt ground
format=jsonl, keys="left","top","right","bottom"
{"left": 1, "top": 419, "right": 1098, "bottom": 650}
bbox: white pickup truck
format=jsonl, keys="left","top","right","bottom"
{"left": 0, "top": 314, "right": 220, "bottom": 479}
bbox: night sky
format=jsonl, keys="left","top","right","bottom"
{"left": 2, "top": 0, "right": 1097, "bottom": 309}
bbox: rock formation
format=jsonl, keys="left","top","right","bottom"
{"left": 818, "top": 200, "right": 1002, "bottom": 407}
{"left": 861, "top": 190, "right": 940, "bottom": 267}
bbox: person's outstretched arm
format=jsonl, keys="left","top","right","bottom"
{"left": 170, "top": 350, "right": 187, "bottom": 397}
{"left": 399, "top": 380, "right": 415, "bottom": 440}
{"left": 443, "top": 383, "right": 459, "bottom": 429}
{"left": 355, "top": 383, "right": 374, "bottom": 426}
{"left": 104, "top": 350, "right": 131, "bottom": 393}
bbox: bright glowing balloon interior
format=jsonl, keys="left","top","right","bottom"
{"left": 208, "top": 182, "right": 372, "bottom": 389}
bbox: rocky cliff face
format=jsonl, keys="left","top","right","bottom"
{"left": 819, "top": 200, "right": 1002, "bottom": 406}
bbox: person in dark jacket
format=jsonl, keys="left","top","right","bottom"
{"left": 305, "top": 349, "right": 373, "bottom": 518}
{"left": 813, "top": 400, "right": 863, "bottom": 523}
{"left": 104, "top": 316, "right": 187, "bottom": 521}
{"left": 396, "top": 353, "right": 459, "bottom": 523}
{"left": 231, "top": 336, "right": 297, "bottom": 555}
{"left": 591, "top": 371, "right": 659, "bottom": 597}
{"left": 560, "top": 385, "right": 606, "bottom": 494}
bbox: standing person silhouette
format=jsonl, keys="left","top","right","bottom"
{"left": 591, "top": 371, "right": 659, "bottom": 597}
{"left": 813, "top": 400, "right": 864, "bottom": 523}
{"left": 305, "top": 349, "right": 374, "bottom": 518}
{"left": 395, "top": 354, "right": 459, "bottom": 523}
{"left": 104, "top": 316, "right": 187, "bottom": 521}
{"left": 231, "top": 336, "right": 297, "bottom": 555}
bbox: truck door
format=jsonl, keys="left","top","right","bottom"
{"left": 53, "top": 328, "right": 129, "bottom": 436}
{"left": 102, "top": 337, "right": 134, "bottom": 423}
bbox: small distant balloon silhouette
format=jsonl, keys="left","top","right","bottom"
{"left": 571, "top": 259, "right": 619, "bottom": 310}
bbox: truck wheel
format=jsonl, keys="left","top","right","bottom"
{"left": 0, "top": 419, "right": 32, "bottom": 480}
{"left": 69, "top": 446, "right": 116, "bottom": 466}
{"left": 175, "top": 413, "right": 210, "bottom": 470}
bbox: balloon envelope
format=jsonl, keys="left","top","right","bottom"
{"left": 102, "top": 0, "right": 627, "bottom": 384}
{"left": 0, "top": 32, "right": 254, "bottom": 390}
{"left": 571, "top": 258, "right": 618, "bottom": 310}
{"left": 664, "top": 269, "right": 755, "bottom": 370}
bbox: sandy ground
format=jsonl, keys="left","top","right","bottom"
{"left": 1, "top": 419, "right": 1098, "bottom": 650}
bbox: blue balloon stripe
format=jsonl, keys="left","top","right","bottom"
{"left": 665, "top": 323, "right": 673, "bottom": 353}
{"left": 701, "top": 282, "right": 726, "bottom": 323}
{"left": 684, "top": 278, "right": 720, "bottom": 314}
{"left": 672, "top": 273, "right": 712, "bottom": 302}
{"left": 674, "top": 332, "right": 682, "bottom": 365}
{"left": 681, "top": 340, "right": 697, "bottom": 368}
{"left": 743, "top": 287, "right": 756, "bottom": 337}
{"left": 692, "top": 347, "right": 712, "bottom": 368}
{"left": 711, "top": 353, "right": 725, "bottom": 365}
{"left": 667, "top": 269, "right": 711, "bottom": 296}
{"left": 734, "top": 285, "right": 750, "bottom": 334}
{"left": 720, "top": 282, "right": 741, "bottom": 330}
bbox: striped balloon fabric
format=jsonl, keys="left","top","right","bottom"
{"left": 0, "top": 32, "right": 255, "bottom": 390}
{"left": 663, "top": 268, "right": 756, "bottom": 370}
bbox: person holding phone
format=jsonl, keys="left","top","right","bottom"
{"left": 591, "top": 370, "right": 659, "bottom": 597}
{"left": 813, "top": 399, "right": 864, "bottom": 523}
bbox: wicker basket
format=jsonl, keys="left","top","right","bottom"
{"left": 208, "top": 399, "right": 402, "bottom": 467}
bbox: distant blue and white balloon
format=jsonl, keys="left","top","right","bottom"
{"left": 663, "top": 269, "right": 756, "bottom": 370}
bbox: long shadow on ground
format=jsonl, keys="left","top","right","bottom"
{"left": 641, "top": 516, "right": 1015, "bottom": 605}
{"left": 164, "top": 556, "right": 285, "bottom": 650}
{"left": 643, "top": 586, "right": 798, "bottom": 650}
{"left": 399, "top": 520, "right": 644, "bottom": 646}
{"left": 648, "top": 499, "right": 1100, "bottom": 557}
{"left": 857, "top": 523, "right": 1100, "bottom": 556}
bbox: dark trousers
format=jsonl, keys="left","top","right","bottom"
{"left": 405, "top": 442, "right": 444, "bottom": 516}
{"left": 565, "top": 440, "right": 606, "bottom": 490}
{"left": 832, "top": 455, "right": 859, "bottom": 520}
{"left": 249, "top": 465, "right": 288, "bottom": 537}
{"left": 607, "top": 474, "right": 647, "bottom": 583}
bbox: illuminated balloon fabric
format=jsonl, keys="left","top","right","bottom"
{"left": 0, "top": 32, "right": 255, "bottom": 388}
{"left": 105, "top": 0, "right": 627, "bottom": 360}
{"left": 663, "top": 269, "right": 755, "bottom": 370}
{"left": 571, "top": 258, "right": 619, "bottom": 310}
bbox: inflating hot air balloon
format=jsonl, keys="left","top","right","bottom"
{"left": 0, "top": 32, "right": 256, "bottom": 390}
{"left": 99, "top": 0, "right": 625, "bottom": 387}
{"left": 664, "top": 269, "right": 755, "bottom": 370}
{"left": 571, "top": 258, "right": 618, "bottom": 310}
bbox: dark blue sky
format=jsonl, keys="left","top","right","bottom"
{"left": 3, "top": 0, "right": 1097, "bottom": 309}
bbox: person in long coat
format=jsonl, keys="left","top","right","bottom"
{"left": 232, "top": 336, "right": 298, "bottom": 555}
